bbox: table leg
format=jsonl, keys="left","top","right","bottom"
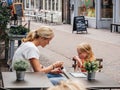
{"left": 110, "top": 24, "right": 112, "bottom": 32}
{"left": 51, "top": 14, "right": 53, "bottom": 23}
{"left": 116, "top": 25, "right": 118, "bottom": 32}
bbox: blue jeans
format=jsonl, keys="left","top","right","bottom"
{"left": 47, "top": 73, "right": 66, "bottom": 85}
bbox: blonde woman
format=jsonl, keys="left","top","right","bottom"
{"left": 73, "top": 43, "right": 95, "bottom": 72}
{"left": 48, "top": 80, "right": 86, "bottom": 90}
{"left": 11, "top": 26, "right": 65, "bottom": 85}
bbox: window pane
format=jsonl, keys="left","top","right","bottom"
{"left": 49, "top": 0, "right": 51, "bottom": 10}
{"left": 31, "top": 0, "right": 34, "bottom": 8}
{"left": 40, "top": 0, "right": 43, "bottom": 9}
{"left": 56, "top": 0, "right": 58, "bottom": 11}
{"left": 36, "top": 0, "right": 39, "bottom": 9}
{"left": 52, "top": 0, "right": 55, "bottom": 10}
{"left": 45, "top": 0, "right": 47, "bottom": 10}
{"left": 26, "top": 0, "right": 29, "bottom": 8}
{"left": 101, "top": 0, "right": 113, "bottom": 18}
{"left": 78, "top": 0, "right": 95, "bottom": 17}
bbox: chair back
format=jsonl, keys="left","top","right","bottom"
{"left": 72, "top": 58, "right": 103, "bottom": 72}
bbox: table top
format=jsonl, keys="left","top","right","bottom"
{"left": 63, "top": 68, "right": 120, "bottom": 89}
{"left": 2, "top": 72, "right": 53, "bottom": 89}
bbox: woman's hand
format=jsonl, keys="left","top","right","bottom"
{"left": 50, "top": 67, "right": 63, "bottom": 74}
{"left": 52, "top": 61, "right": 64, "bottom": 68}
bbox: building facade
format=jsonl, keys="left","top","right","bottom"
{"left": 70, "top": 0, "right": 115, "bottom": 29}
{"left": 10, "top": 0, "right": 120, "bottom": 29}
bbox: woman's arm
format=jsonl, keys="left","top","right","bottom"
{"left": 29, "top": 58, "right": 63, "bottom": 73}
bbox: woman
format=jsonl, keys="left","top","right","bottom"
{"left": 11, "top": 26, "right": 65, "bottom": 85}
{"left": 73, "top": 43, "right": 95, "bottom": 72}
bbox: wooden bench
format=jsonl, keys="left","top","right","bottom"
{"left": 110, "top": 23, "right": 120, "bottom": 32}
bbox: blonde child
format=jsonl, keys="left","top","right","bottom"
{"left": 73, "top": 43, "right": 95, "bottom": 72}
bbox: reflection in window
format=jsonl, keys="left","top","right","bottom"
{"left": 101, "top": 0, "right": 113, "bottom": 18}
{"left": 78, "top": 0, "right": 95, "bottom": 17}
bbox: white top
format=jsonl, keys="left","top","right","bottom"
{"left": 12, "top": 42, "right": 41, "bottom": 72}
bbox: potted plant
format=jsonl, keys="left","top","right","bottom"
{"left": 84, "top": 60, "right": 99, "bottom": 80}
{"left": 13, "top": 60, "right": 30, "bottom": 81}
{"left": 9, "top": 25, "right": 30, "bottom": 35}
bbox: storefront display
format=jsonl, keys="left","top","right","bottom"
{"left": 78, "top": 0, "right": 95, "bottom": 17}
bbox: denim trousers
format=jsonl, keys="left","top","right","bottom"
{"left": 47, "top": 73, "right": 66, "bottom": 85}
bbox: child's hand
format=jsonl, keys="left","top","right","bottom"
{"left": 73, "top": 56, "right": 82, "bottom": 67}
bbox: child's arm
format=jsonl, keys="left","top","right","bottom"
{"left": 73, "top": 56, "right": 82, "bottom": 67}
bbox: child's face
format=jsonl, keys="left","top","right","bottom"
{"left": 77, "top": 50, "right": 88, "bottom": 59}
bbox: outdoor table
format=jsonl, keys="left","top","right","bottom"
{"left": 1, "top": 72, "right": 53, "bottom": 89}
{"left": 63, "top": 68, "right": 120, "bottom": 90}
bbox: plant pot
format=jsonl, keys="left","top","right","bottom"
{"left": 16, "top": 71, "right": 25, "bottom": 81}
{"left": 87, "top": 72, "right": 96, "bottom": 80}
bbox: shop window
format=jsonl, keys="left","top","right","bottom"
{"left": 101, "top": 0, "right": 113, "bottom": 18}
{"left": 78, "top": 0, "right": 95, "bottom": 17}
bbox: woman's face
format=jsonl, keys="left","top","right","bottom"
{"left": 39, "top": 37, "right": 53, "bottom": 47}
{"left": 77, "top": 50, "right": 88, "bottom": 59}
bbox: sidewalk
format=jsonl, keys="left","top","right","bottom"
{"left": 26, "top": 21, "right": 120, "bottom": 46}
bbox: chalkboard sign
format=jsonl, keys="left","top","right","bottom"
{"left": 13, "top": 3, "right": 24, "bottom": 17}
{"left": 73, "top": 16, "right": 87, "bottom": 33}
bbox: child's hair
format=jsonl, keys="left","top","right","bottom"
{"left": 22, "top": 26, "right": 54, "bottom": 42}
{"left": 47, "top": 80, "right": 86, "bottom": 90}
{"left": 77, "top": 43, "right": 95, "bottom": 61}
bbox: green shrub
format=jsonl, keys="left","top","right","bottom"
{"left": 84, "top": 60, "right": 98, "bottom": 73}
{"left": 13, "top": 60, "right": 30, "bottom": 71}
{"left": 9, "top": 25, "right": 30, "bottom": 35}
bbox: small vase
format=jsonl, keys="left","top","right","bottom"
{"left": 16, "top": 71, "right": 25, "bottom": 81}
{"left": 87, "top": 72, "right": 96, "bottom": 80}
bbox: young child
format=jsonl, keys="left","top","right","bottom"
{"left": 73, "top": 43, "right": 95, "bottom": 72}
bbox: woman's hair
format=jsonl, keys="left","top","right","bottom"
{"left": 22, "top": 26, "right": 54, "bottom": 42}
{"left": 47, "top": 80, "right": 86, "bottom": 90}
{"left": 77, "top": 43, "right": 95, "bottom": 60}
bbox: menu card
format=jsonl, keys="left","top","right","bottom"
{"left": 70, "top": 72, "right": 87, "bottom": 78}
